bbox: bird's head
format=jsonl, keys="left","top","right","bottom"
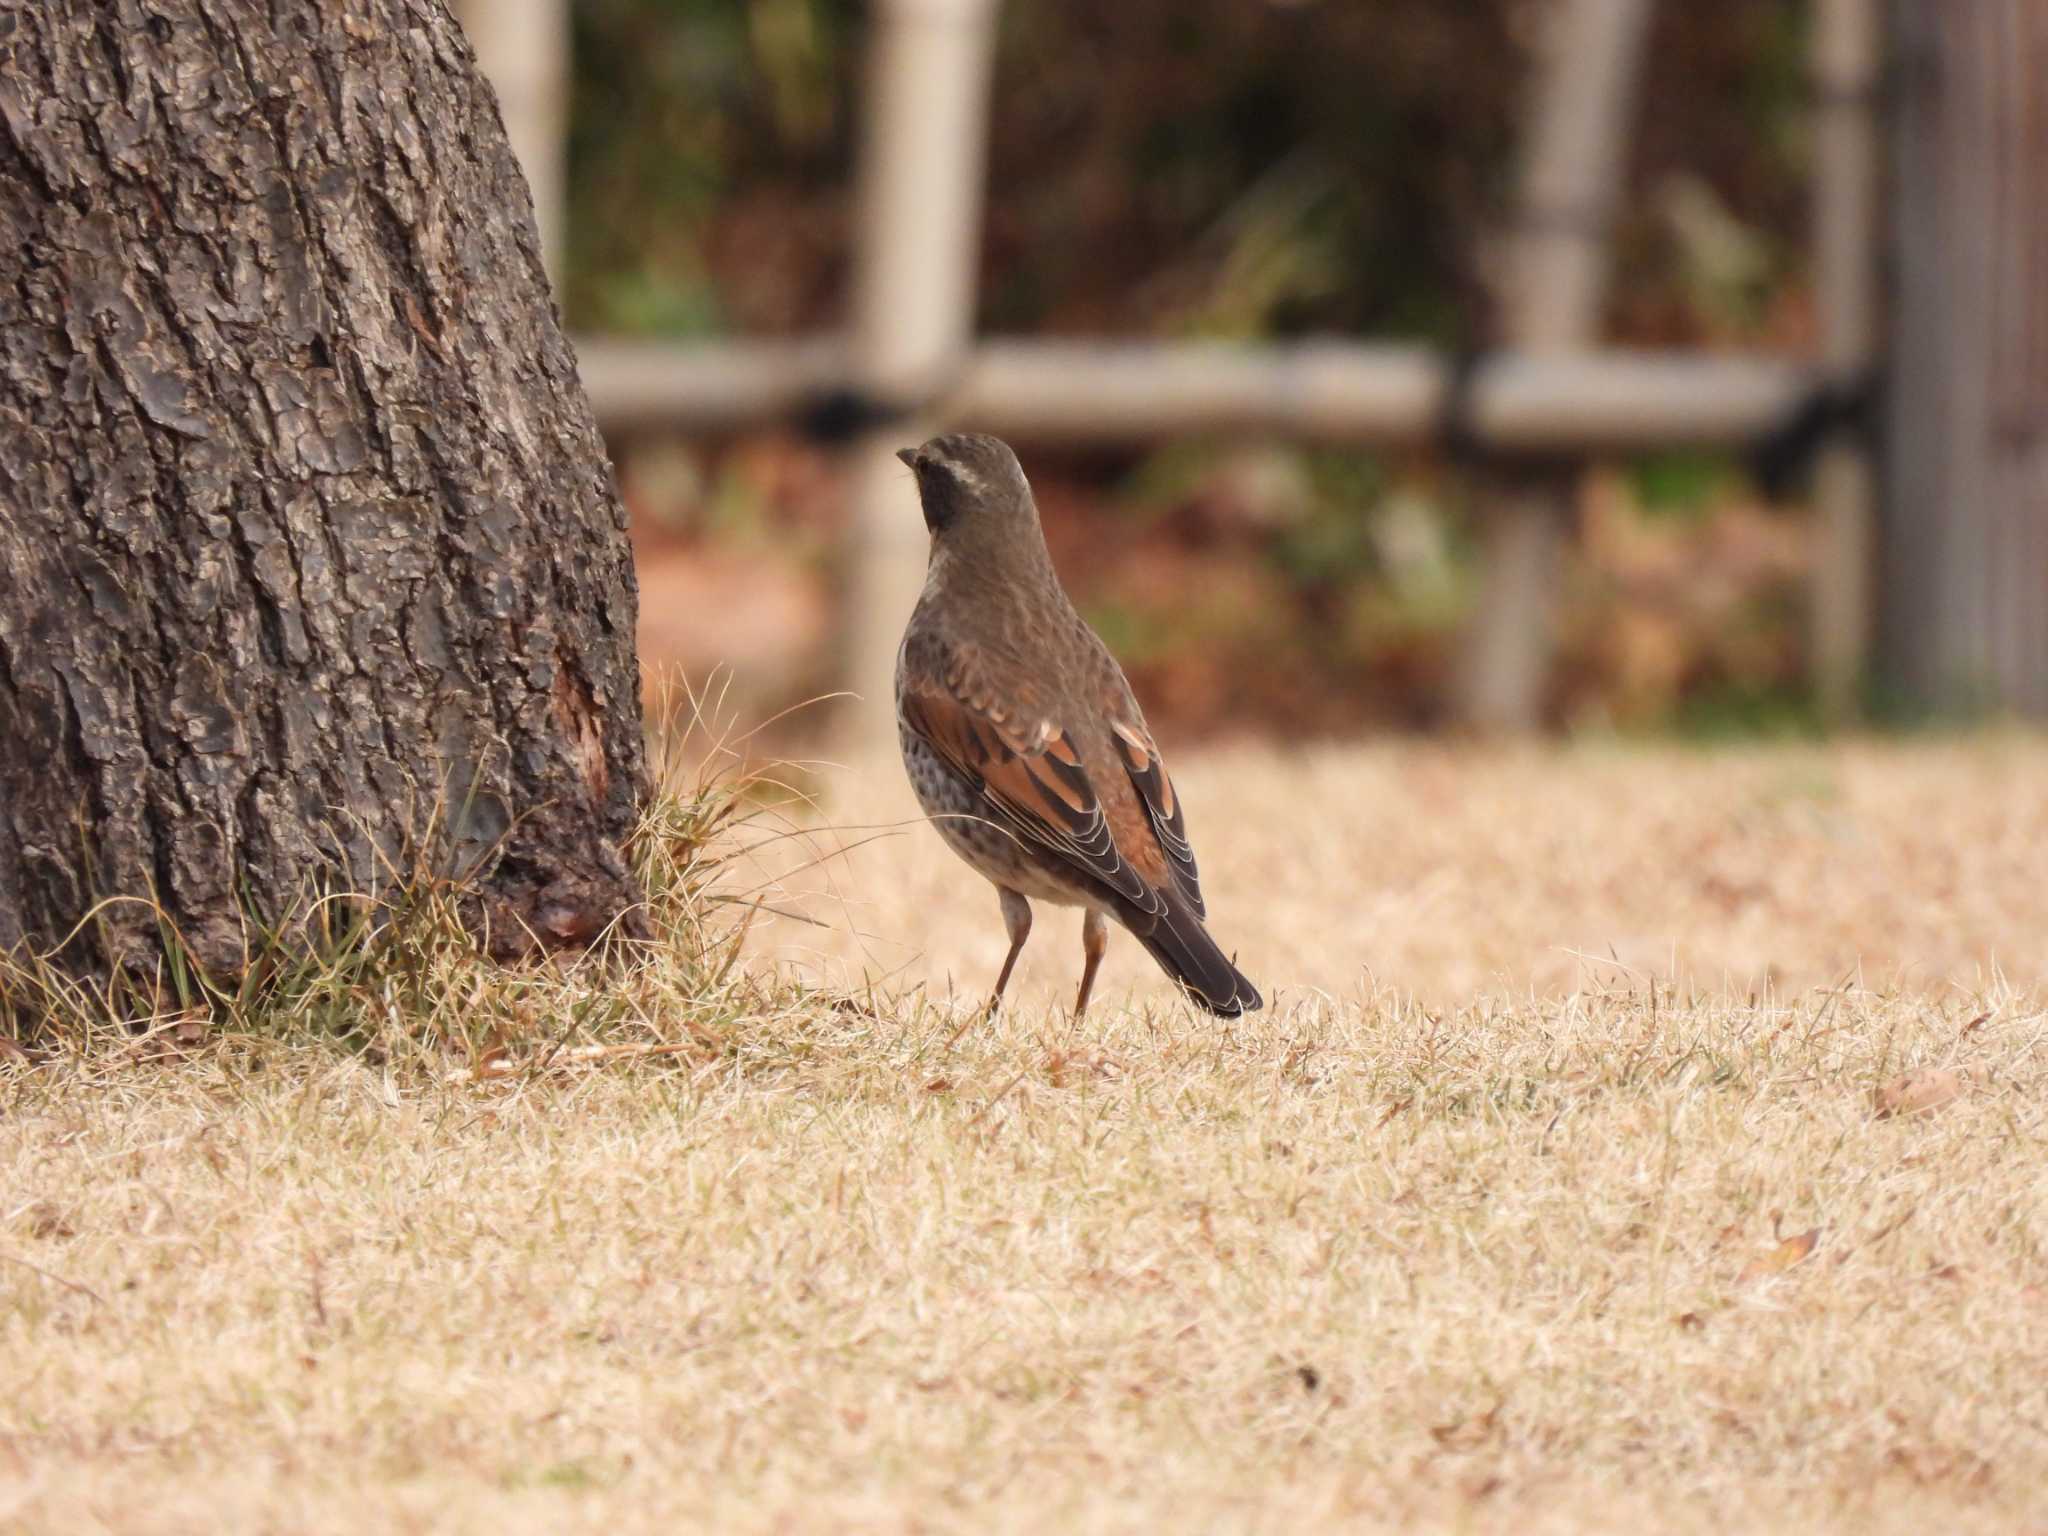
{"left": 896, "top": 433, "right": 1035, "bottom": 541}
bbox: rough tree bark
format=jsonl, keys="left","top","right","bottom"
{"left": 1882, "top": 4, "right": 2048, "bottom": 715}
{"left": 0, "top": 0, "right": 647, "bottom": 979}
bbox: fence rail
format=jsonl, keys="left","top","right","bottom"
{"left": 574, "top": 339, "right": 1813, "bottom": 451}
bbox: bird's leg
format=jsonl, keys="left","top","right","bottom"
{"left": 984, "top": 887, "right": 1033, "bottom": 1017}
{"left": 1074, "top": 907, "right": 1108, "bottom": 1018}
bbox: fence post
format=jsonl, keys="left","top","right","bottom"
{"left": 457, "top": 0, "right": 571, "bottom": 275}
{"left": 1456, "top": 0, "right": 1655, "bottom": 730}
{"left": 843, "top": 0, "right": 1001, "bottom": 752}
{"left": 1810, "top": 0, "right": 1882, "bottom": 720}
{"left": 1881, "top": 4, "right": 2048, "bottom": 715}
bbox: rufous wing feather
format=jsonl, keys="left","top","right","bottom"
{"left": 1110, "top": 719, "right": 1204, "bottom": 919}
{"left": 899, "top": 670, "right": 1163, "bottom": 916}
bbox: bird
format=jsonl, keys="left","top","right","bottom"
{"left": 893, "top": 432, "right": 1262, "bottom": 1019}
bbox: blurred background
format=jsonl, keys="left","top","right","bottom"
{"left": 454, "top": 0, "right": 2042, "bottom": 747}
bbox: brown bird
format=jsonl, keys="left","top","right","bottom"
{"left": 893, "top": 432, "right": 1262, "bottom": 1018}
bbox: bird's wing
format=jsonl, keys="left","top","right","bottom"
{"left": 899, "top": 640, "right": 1170, "bottom": 918}
{"left": 1107, "top": 719, "right": 1205, "bottom": 919}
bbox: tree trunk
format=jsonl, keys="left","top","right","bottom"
{"left": 0, "top": 0, "right": 646, "bottom": 980}
{"left": 1882, "top": 4, "right": 2048, "bottom": 715}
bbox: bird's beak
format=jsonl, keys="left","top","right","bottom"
{"left": 895, "top": 447, "right": 922, "bottom": 472}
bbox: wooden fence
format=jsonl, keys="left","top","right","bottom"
{"left": 457, "top": 0, "right": 1880, "bottom": 742}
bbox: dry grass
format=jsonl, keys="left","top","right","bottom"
{"left": 3, "top": 735, "right": 2047, "bottom": 1533}
{"left": 777, "top": 733, "right": 2048, "bottom": 1007}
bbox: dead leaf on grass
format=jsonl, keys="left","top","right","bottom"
{"left": 1738, "top": 1227, "right": 1820, "bottom": 1283}
{"left": 17, "top": 1202, "right": 74, "bottom": 1240}
{"left": 1874, "top": 1067, "right": 1979, "bottom": 1118}
{"left": 446, "top": 1042, "right": 701, "bottom": 1084}
{"left": 1429, "top": 1402, "right": 1503, "bottom": 1451}
{"left": 1462, "top": 1472, "right": 1505, "bottom": 1503}
{"left": 446, "top": 1056, "right": 517, "bottom": 1085}
{"left": 126, "top": 1016, "right": 209, "bottom": 1063}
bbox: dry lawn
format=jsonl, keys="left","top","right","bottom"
{"left": 778, "top": 734, "right": 2048, "bottom": 1008}
{"left": 3, "top": 736, "right": 2046, "bottom": 1534}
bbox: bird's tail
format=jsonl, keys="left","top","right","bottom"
{"left": 1127, "top": 895, "right": 1263, "bottom": 1016}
